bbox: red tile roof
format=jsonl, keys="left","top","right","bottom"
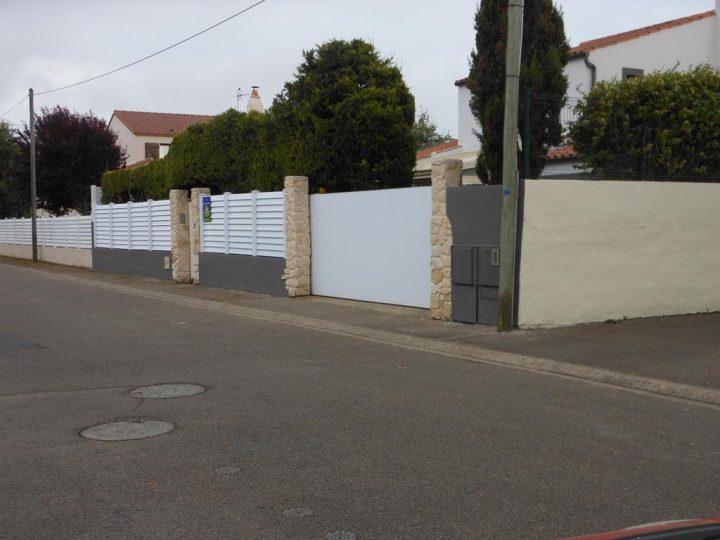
{"left": 546, "top": 145, "right": 577, "bottom": 161}
{"left": 570, "top": 10, "right": 714, "bottom": 56}
{"left": 111, "top": 110, "right": 214, "bottom": 137}
{"left": 416, "top": 139, "right": 460, "bottom": 160}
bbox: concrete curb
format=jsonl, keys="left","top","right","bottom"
{"left": 16, "top": 264, "right": 720, "bottom": 409}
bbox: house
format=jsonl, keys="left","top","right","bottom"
{"left": 109, "top": 110, "right": 214, "bottom": 167}
{"left": 417, "top": 1, "right": 720, "bottom": 182}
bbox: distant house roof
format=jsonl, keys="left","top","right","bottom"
{"left": 570, "top": 10, "right": 714, "bottom": 56}
{"left": 416, "top": 139, "right": 460, "bottom": 160}
{"left": 111, "top": 110, "right": 214, "bottom": 137}
{"left": 546, "top": 145, "right": 577, "bottom": 161}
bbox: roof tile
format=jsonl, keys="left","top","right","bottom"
{"left": 112, "top": 110, "right": 214, "bottom": 137}
{"left": 416, "top": 139, "right": 460, "bottom": 160}
{"left": 570, "top": 10, "right": 714, "bottom": 55}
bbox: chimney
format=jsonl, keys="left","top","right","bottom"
{"left": 246, "top": 86, "right": 264, "bottom": 114}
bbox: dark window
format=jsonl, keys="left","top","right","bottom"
{"left": 622, "top": 67, "right": 644, "bottom": 81}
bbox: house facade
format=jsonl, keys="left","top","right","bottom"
{"left": 109, "top": 110, "right": 214, "bottom": 167}
{"left": 418, "top": 2, "right": 720, "bottom": 182}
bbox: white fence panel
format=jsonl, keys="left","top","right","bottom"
{"left": 200, "top": 191, "right": 285, "bottom": 258}
{"left": 310, "top": 186, "right": 431, "bottom": 308}
{"left": 93, "top": 199, "right": 171, "bottom": 251}
{"left": 0, "top": 215, "right": 92, "bottom": 248}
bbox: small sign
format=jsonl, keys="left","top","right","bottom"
{"left": 202, "top": 196, "right": 212, "bottom": 223}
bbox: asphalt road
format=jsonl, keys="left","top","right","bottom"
{"left": 1, "top": 263, "right": 719, "bottom": 539}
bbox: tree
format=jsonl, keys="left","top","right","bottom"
{"left": 570, "top": 65, "right": 720, "bottom": 181}
{"left": 413, "top": 109, "right": 454, "bottom": 151}
{"left": 17, "top": 107, "right": 125, "bottom": 214}
{"left": 0, "top": 122, "right": 26, "bottom": 218}
{"left": 272, "top": 39, "right": 416, "bottom": 192}
{"left": 468, "top": 0, "right": 569, "bottom": 183}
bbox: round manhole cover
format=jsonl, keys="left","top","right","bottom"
{"left": 283, "top": 507, "right": 312, "bottom": 518}
{"left": 325, "top": 532, "right": 356, "bottom": 540}
{"left": 80, "top": 419, "right": 175, "bottom": 441}
{"left": 129, "top": 384, "right": 206, "bottom": 399}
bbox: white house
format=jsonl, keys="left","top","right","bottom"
{"left": 109, "top": 110, "right": 214, "bottom": 167}
{"left": 417, "top": 2, "right": 720, "bottom": 182}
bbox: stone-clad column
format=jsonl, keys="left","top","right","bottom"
{"left": 430, "top": 159, "right": 463, "bottom": 320}
{"left": 189, "top": 187, "right": 210, "bottom": 284}
{"left": 282, "top": 176, "right": 310, "bottom": 297}
{"left": 170, "top": 189, "right": 191, "bottom": 283}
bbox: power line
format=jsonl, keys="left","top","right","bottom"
{"left": 1, "top": 94, "right": 28, "bottom": 120}
{"left": 34, "top": 0, "right": 268, "bottom": 96}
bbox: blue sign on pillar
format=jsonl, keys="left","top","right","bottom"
{"left": 202, "top": 196, "right": 212, "bottom": 223}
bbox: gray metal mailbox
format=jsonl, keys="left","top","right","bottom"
{"left": 451, "top": 245, "right": 500, "bottom": 325}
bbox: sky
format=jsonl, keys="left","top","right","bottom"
{"left": 0, "top": 0, "right": 715, "bottom": 137}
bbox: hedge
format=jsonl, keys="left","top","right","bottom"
{"left": 570, "top": 65, "right": 720, "bottom": 181}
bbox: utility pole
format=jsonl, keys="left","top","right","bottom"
{"left": 497, "top": 0, "right": 524, "bottom": 331}
{"left": 29, "top": 88, "right": 38, "bottom": 262}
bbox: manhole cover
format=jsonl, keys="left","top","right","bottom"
{"left": 80, "top": 419, "right": 175, "bottom": 441}
{"left": 129, "top": 384, "right": 206, "bottom": 399}
{"left": 283, "top": 507, "right": 312, "bottom": 518}
{"left": 326, "top": 532, "right": 356, "bottom": 540}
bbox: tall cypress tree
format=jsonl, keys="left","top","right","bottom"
{"left": 468, "top": 0, "right": 569, "bottom": 183}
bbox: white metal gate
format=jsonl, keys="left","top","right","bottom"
{"left": 310, "top": 186, "right": 431, "bottom": 308}
{"left": 93, "top": 200, "right": 171, "bottom": 251}
{"left": 199, "top": 191, "right": 285, "bottom": 258}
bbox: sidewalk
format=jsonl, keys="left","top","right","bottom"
{"left": 3, "top": 256, "right": 719, "bottom": 405}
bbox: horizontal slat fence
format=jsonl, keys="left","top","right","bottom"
{"left": 0, "top": 215, "right": 92, "bottom": 248}
{"left": 94, "top": 200, "right": 171, "bottom": 251}
{"left": 201, "top": 191, "right": 285, "bottom": 258}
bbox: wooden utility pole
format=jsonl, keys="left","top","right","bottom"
{"left": 497, "top": 0, "right": 524, "bottom": 331}
{"left": 29, "top": 88, "right": 38, "bottom": 262}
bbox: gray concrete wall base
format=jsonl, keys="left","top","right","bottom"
{"left": 200, "top": 253, "right": 287, "bottom": 296}
{"left": 92, "top": 248, "right": 172, "bottom": 280}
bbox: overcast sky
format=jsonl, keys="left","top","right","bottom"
{"left": 0, "top": 0, "right": 715, "bottom": 136}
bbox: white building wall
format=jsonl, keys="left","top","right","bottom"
{"left": 108, "top": 116, "right": 174, "bottom": 165}
{"left": 592, "top": 17, "right": 715, "bottom": 85}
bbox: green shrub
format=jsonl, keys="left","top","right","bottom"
{"left": 570, "top": 65, "right": 720, "bottom": 180}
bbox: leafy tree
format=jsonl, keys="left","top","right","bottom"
{"left": 468, "top": 0, "right": 569, "bottom": 183}
{"left": 570, "top": 65, "right": 720, "bottom": 181}
{"left": 102, "top": 109, "right": 284, "bottom": 203}
{"left": 413, "top": 109, "right": 454, "bottom": 151}
{"left": 0, "top": 122, "right": 26, "bottom": 218}
{"left": 17, "top": 106, "right": 125, "bottom": 214}
{"left": 272, "top": 38, "right": 416, "bottom": 192}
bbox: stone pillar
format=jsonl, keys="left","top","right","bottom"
{"left": 189, "top": 187, "right": 210, "bottom": 284}
{"left": 282, "top": 176, "right": 310, "bottom": 297}
{"left": 430, "top": 159, "right": 463, "bottom": 320}
{"left": 170, "top": 189, "right": 191, "bottom": 283}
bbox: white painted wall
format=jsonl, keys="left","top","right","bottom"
{"left": 108, "top": 116, "right": 173, "bottom": 165}
{"left": 310, "top": 187, "right": 432, "bottom": 308}
{"left": 0, "top": 243, "right": 91, "bottom": 268}
{"left": 518, "top": 180, "right": 720, "bottom": 327}
{"left": 568, "top": 16, "right": 716, "bottom": 97}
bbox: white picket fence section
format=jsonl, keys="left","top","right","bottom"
{"left": 93, "top": 200, "right": 171, "bottom": 251}
{"left": 200, "top": 191, "right": 285, "bottom": 258}
{"left": 0, "top": 215, "right": 92, "bottom": 248}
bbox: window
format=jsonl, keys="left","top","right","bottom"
{"left": 622, "top": 67, "right": 644, "bottom": 81}
{"left": 145, "top": 143, "right": 171, "bottom": 159}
